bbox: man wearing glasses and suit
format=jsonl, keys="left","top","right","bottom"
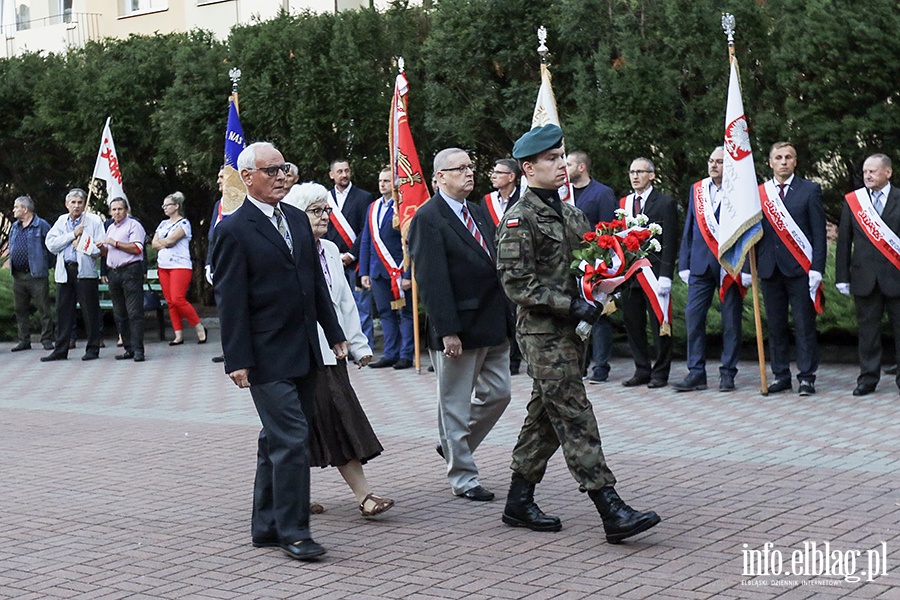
{"left": 214, "top": 141, "right": 348, "bottom": 562}
{"left": 409, "top": 148, "right": 512, "bottom": 503}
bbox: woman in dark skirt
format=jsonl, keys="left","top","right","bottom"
{"left": 284, "top": 182, "right": 394, "bottom": 517}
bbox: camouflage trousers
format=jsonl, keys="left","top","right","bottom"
{"left": 510, "top": 328, "right": 617, "bottom": 491}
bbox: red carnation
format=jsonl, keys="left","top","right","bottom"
{"left": 623, "top": 234, "right": 641, "bottom": 251}
{"left": 597, "top": 235, "right": 616, "bottom": 248}
{"left": 584, "top": 231, "right": 597, "bottom": 242}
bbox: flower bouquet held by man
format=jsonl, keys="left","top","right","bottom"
{"left": 571, "top": 209, "right": 665, "bottom": 340}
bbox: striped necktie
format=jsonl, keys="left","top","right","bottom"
{"left": 273, "top": 205, "right": 293, "bottom": 253}
{"left": 461, "top": 205, "right": 491, "bottom": 256}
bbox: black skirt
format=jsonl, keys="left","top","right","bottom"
{"left": 308, "top": 359, "right": 383, "bottom": 468}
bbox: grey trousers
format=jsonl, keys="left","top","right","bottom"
{"left": 430, "top": 341, "right": 511, "bottom": 495}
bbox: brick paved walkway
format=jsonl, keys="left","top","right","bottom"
{"left": 0, "top": 329, "right": 898, "bottom": 599}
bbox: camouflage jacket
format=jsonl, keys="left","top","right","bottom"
{"left": 496, "top": 188, "right": 589, "bottom": 334}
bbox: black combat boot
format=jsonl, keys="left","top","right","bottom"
{"left": 502, "top": 472, "right": 562, "bottom": 532}
{"left": 588, "top": 486, "right": 660, "bottom": 544}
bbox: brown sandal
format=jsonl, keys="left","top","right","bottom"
{"left": 359, "top": 493, "right": 394, "bottom": 517}
{"left": 310, "top": 502, "right": 325, "bottom": 514}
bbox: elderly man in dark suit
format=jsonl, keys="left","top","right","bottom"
{"left": 214, "top": 141, "right": 347, "bottom": 562}
{"left": 618, "top": 157, "right": 678, "bottom": 388}
{"left": 408, "top": 147, "right": 512, "bottom": 502}
{"left": 325, "top": 158, "right": 376, "bottom": 347}
{"left": 836, "top": 153, "right": 900, "bottom": 396}
{"left": 757, "top": 142, "right": 826, "bottom": 396}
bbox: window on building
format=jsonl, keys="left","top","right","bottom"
{"left": 16, "top": 2, "right": 30, "bottom": 30}
{"left": 121, "top": 0, "right": 167, "bottom": 15}
{"left": 58, "top": 0, "right": 72, "bottom": 22}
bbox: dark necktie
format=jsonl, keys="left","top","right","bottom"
{"left": 633, "top": 195, "right": 642, "bottom": 216}
{"left": 778, "top": 183, "right": 788, "bottom": 200}
{"left": 273, "top": 205, "right": 293, "bottom": 252}
{"left": 461, "top": 205, "right": 491, "bottom": 256}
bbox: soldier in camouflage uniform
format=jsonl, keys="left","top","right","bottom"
{"left": 495, "top": 124, "right": 660, "bottom": 543}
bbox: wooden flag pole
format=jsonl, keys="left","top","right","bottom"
{"left": 723, "top": 14, "right": 768, "bottom": 395}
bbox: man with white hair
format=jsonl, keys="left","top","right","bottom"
{"left": 42, "top": 188, "right": 106, "bottom": 362}
{"left": 214, "top": 141, "right": 347, "bottom": 561}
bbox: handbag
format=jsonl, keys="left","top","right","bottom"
{"left": 143, "top": 282, "right": 162, "bottom": 311}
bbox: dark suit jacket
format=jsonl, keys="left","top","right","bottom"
{"left": 323, "top": 184, "right": 375, "bottom": 264}
{"left": 358, "top": 200, "right": 408, "bottom": 280}
{"left": 622, "top": 189, "right": 678, "bottom": 279}
{"left": 575, "top": 179, "right": 617, "bottom": 228}
{"left": 213, "top": 199, "right": 344, "bottom": 385}
{"left": 756, "top": 176, "right": 827, "bottom": 279}
{"left": 408, "top": 193, "right": 513, "bottom": 351}
{"left": 836, "top": 186, "right": 900, "bottom": 297}
{"left": 679, "top": 181, "right": 721, "bottom": 277}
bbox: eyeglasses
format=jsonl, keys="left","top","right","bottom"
{"left": 491, "top": 170, "right": 514, "bottom": 177}
{"left": 707, "top": 159, "right": 724, "bottom": 165}
{"left": 162, "top": 203, "right": 177, "bottom": 209}
{"left": 441, "top": 165, "right": 475, "bottom": 174}
{"left": 306, "top": 206, "right": 334, "bottom": 218}
{"left": 248, "top": 164, "right": 291, "bottom": 177}
{"left": 628, "top": 169, "right": 653, "bottom": 176}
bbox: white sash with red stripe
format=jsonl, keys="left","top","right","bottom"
{"left": 692, "top": 179, "right": 746, "bottom": 301}
{"left": 326, "top": 193, "right": 357, "bottom": 250}
{"left": 845, "top": 187, "right": 900, "bottom": 271}
{"left": 635, "top": 265, "right": 672, "bottom": 336}
{"left": 483, "top": 192, "right": 504, "bottom": 227}
{"left": 760, "top": 180, "right": 823, "bottom": 313}
{"left": 367, "top": 202, "right": 406, "bottom": 307}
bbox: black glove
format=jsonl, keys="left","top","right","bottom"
{"left": 569, "top": 297, "right": 600, "bottom": 324}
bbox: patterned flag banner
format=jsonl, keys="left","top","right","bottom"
{"left": 390, "top": 69, "right": 429, "bottom": 244}
{"left": 222, "top": 96, "right": 246, "bottom": 213}
{"left": 718, "top": 57, "right": 762, "bottom": 275}
{"left": 92, "top": 117, "right": 125, "bottom": 203}
{"left": 530, "top": 63, "right": 574, "bottom": 204}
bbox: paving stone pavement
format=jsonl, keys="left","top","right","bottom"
{"left": 0, "top": 331, "right": 898, "bottom": 599}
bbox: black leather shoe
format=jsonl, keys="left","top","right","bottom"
{"left": 502, "top": 472, "right": 562, "bottom": 532}
{"left": 115, "top": 351, "right": 135, "bottom": 360}
{"left": 509, "top": 362, "right": 520, "bottom": 375}
{"left": 671, "top": 374, "right": 707, "bottom": 392}
{"left": 368, "top": 357, "right": 397, "bottom": 369}
{"left": 11, "top": 342, "right": 31, "bottom": 352}
{"left": 884, "top": 364, "right": 898, "bottom": 375}
{"left": 435, "top": 443, "right": 444, "bottom": 459}
{"left": 393, "top": 358, "right": 413, "bottom": 370}
{"left": 853, "top": 383, "right": 876, "bottom": 397}
{"left": 42, "top": 341, "right": 55, "bottom": 351}
{"left": 589, "top": 486, "right": 661, "bottom": 544}
{"left": 459, "top": 485, "right": 494, "bottom": 502}
{"left": 212, "top": 355, "right": 225, "bottom": 363}
{"left": 767, "top": 378, "right": 792, "bottom": 394}
{"left": 719, "top": 374, "right": 736, "bottom": 392}
{"left": 40, "top": 352, "right": 67, "bottom": 362}
{"left": 81, "top": 352, "right": 100, "bottom": 361}
{"left": 798, "top": 381, "right": 815, "bottom": 396}
{"left": 647, "top": 379, "right": 667, "bottom": 389}
{"left": 622, "top": 375, "right": 651, "bottom": 387}
{"left": 280, "top": 539, "right": 326, "bottom": 561}
{"left": 133, "top": 355, "right": 145, "bottom": 363}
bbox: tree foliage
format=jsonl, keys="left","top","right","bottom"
{"left": 0, "top": 0, "right": 897, "bottom": 262}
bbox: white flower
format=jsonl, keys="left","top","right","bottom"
{"left": 636, "top": 214, "right": 649, "bottom": 226}
{"left": 649, "top": 223, "right": 662, "bottom": 235}
{"left": 649, "top": 239, "right": 661, "bottom": 253}
{"left": 614, "top": 208, "right": 627, "bottom": 218}
{"left": 625, "top": 217, "right": 637, "bottom": 228}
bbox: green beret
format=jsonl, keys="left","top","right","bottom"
{"left": 512, "top": 124, "right": 564, "bottom": 159}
